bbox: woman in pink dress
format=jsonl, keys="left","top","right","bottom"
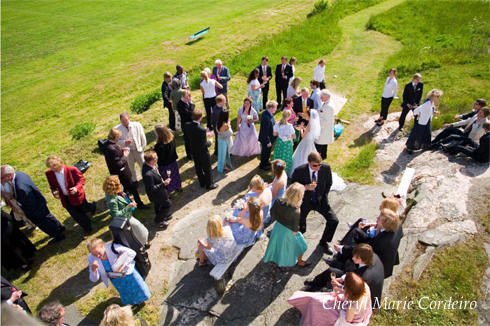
{"left": 288, "top": 272, "right": 372, "bottom": 326}
{"left": 230, "top": 97, "right": 261, "bottom": 157}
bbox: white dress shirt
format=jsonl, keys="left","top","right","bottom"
{"left": 413, "top": 100, "right": 434, "bottom": 126}
{"left": 313, "top": 65, "right": 325, "bottom": 82}
{"left": 273, "top": 122, "right": 295, "bottom": 142}
{"left": 382, "top": 77, "right": 398, "bottom": 98}
{"left": 55, "top": 167, "right": 68, "bottom": 195}
{"left": 310, "top": 88, "right": 322, "bottom": 110}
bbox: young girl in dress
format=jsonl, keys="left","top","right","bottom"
{"left": 197, "top": 215, "right": 238, "bottom": 267}
{"left": 217, "top": 110, "right": 233, "bottom": 173}
{"left": 269, "top": 159, "right": 288, "bottom": 207}
{"left": 272, "top": 110, "right": 296, "bottom": 175}
{"left": 246, "top": 175, "right": 273, "bottom": 225}
{"left": 227, "top": 196, "right": 263, "bottom": 247}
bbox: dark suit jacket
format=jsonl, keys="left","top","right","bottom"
{"left": 257, "top": 65, "right": 272, "bottom": 89}
{"left": 104, "top": 141, "right": 132, "bottom": 181}
{"left": 475, "top": 132, "right": 490, "bottom": 162}
{"left": 358, "top": 253, "right": 384, "bottom": 307}
{"left": 161, "top": 81, "right": 172, "bottom": 107}
{"left": 291, "top": 163, "right": 332, "bottom": 205}
{"left": 342, "top": 226, "right": 403, "bottom": 278}
{"left": 13, "top": 172, "right": 50, "bottom": 219}
{"left": 184, "top": 121, "right": 211, "bottom": 156}
{"left": 1, "top": 276, "right": 31, "bottom": 313}
{"left": 401, "top": 81, "right": 423, "bottom": 108}
{"left": 460, "top": 110, "right": 478, "bottom": 120}
{"left": 177, "top": 100, "right": 195, "bottom": 126}
{"left": 142, "top": 163, "right": 171, "bottom": 206}
{"left": 45, "top": 165, "right": 86, "bottom": 208}
{"left": 258, "top": 110, "right": 276, "bottom": 145}
{"left": 293, "top": 96, "right": 314, "bottom": 125}
{"left": 275, "top": 64, "right": 293, "bottom": 88}
{"left": 212, "top": 66, "right": 231, "bottom": 93}
{"left": 211, "top": 105, "right": 225, "bottom": 129}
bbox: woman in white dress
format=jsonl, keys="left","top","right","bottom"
{"left": 289, "top": 109, "right": 321, "bottom": 177}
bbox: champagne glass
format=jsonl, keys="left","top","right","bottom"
{"left": 330, "top": 272, "right": 336, "bottom": 281}
{"left": 167, "top": 169, "right": 172, "bottom": 178}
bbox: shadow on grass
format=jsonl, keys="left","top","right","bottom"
{"left": 185, "top": 36, "right": 206, "bottom": 46}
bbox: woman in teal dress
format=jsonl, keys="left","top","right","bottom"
{"left": 263, "top": 182, "right": 308, "bottom": 267}
{"left": 103, "top": 175, "right": 149, "bottom": 247}
{"left": 217, "top": 110, "right": 233, "bottom": 173}
{"left": 272, "top": 109, "right": 296, "bottom": 175}
{"left": 226, "top": 196, "right": 263, "bottom": 247}
{"left": 269, "top": 159, "right": 288, "bottom": 208}
{"left": 87, "top": 238, "right": 151, "bottom": 305}
{"left": 247, "top": 68, "right": 264, "bottom": 111}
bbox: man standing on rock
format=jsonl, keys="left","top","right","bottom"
{"left": 291, "top": 152, "right": 338, "bottom": 255}
{"left": 257, "top": 56, "right": 273, "bottom": 110}
{"left": 275, "top": 56, "right": 293, "bottom": 108}
{"left": 315, "top": 89, "right": 335, "bottom": 160}
{"left": 258, "top": 100, "right": 278, "bottom": 171}
{"left": 399, "top": 73, "right": 423, "bottom": 130}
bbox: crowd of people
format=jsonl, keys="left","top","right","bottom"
{"left": 1, "top": 55, "right": 488, "bottom": 325}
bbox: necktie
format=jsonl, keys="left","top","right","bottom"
{"left": 9, "top": 181, "right": 16, "bottom": 198}
{"left": 218, "top": 69, "right": 221, "bottom": 76}
{"left": 282, "top": 65, "right": 284, "bottom": 74}
{"left": 303, "top": 99, "right": 307, "bottom": 114}
{"left": 414, "top": 84, "right": 416, "bottom": 92}
{"left": 263, "top": 66, "right": 266, "bottom": 75}
{"left": 311, "top": 171, "right": 317, "bottom": 203}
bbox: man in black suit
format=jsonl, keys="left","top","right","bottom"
{"left": 450, "top": 121, "right": 490, "bottom": 163}
{"left": 293, "top": 87, "right": 314, "bottom": 126}
{"left": 142, "top": 151, "right": 173, "bottom": 228}
{"left": 184, "top": 109, "right": 218, "bottom": 190}
{"left": 103, "top": 128, "right": 149, "bottom": 210}
{"left": 1, "top": 165, "right": 65, "bottom": 245}
{"left": 302, "top": 244, "right": 384, "bottom": 308}
{"left": 257, "top": 56, "right": 273, "bottom": 110}
{"left": 161, "top": 71, "right": 175, "bottom": 130}
{"left": 1, "top": 276, "right": 31, "bottom": 314}
{"left": 211, "top": 95, "right": 227, "bottom": 156}
{"left": 291, "top": 152, "right": 338, "bottom": 254}
{"left": 399, "top": 73, "right": 423, "bottom": 130}
{"left": 334, "top": 208, "right": 403, "bottom": 279}
{"left": 275, "top": 56, "right": 293, "bottom": 107}
{"left": 258, "top": 100, "right": 278, "bottom": 170}
{"left": 177, "top": 90, "right": 195, "bottom": 160}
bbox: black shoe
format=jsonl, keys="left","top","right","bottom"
{"left": 406, "top": 149, "right": 414, "bottom": 155}
{"left": 164, "top": 215, "right": 173, "bottom": 221}
{"left": 320, "top": 287, "right": 333, "bottom": 292}
{"left": 318, "top": 242, "right": 334, "bottom": 255}
{"left": 60, "top": 225, "right": 66, "bottom": 232}
{"left": 323, "top": 257, "right": 344, "bottom": 269}
{"left": 300, "top": 285, "right": 313, "bottom": 292}
{"left": 15, "top": 220, "right": 27, "bottom": 227}
{"left": 187, "top": 156, "right": 193, "bottom": 161}
{"left": 200, "top": 183, "right": 205, "bottom": 188}
{"left": 259, "top": 165, "right": 271, "bottom": 171}
{"left": 430, "top": 143, "right": 440, "bottom": 150}
{"left": 299, "top": 228, "right": 307, "bottom": 234}
{"left": 48, "top": 235, "right": 65, "bottom": 245}
{"left": 440, "top": 144, "right": 450, "bottom": 153}
{"left": 137, "top": 204, "right": 151, "bottom": 210}
{"left": 206, "top": 183, "right": 218, "bottom": 190}
{"left": 304, "top": 278, "right": 316, "bottom": 285}
{"left": 158, "top": 221, "right": 169, "bottom": 229}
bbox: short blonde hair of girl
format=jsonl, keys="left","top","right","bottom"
{"left": 103, "top": 175, "right": 122, "bottom": 196}
{"left": 427, "top": 89, "right": 443, "bottom": 99}
{"left": 100, "top": 304, "right": 136, "bottom": 326}
{"left": 247, "top": 197, "right": 263, "bottom": 231}
{"left": 86, "top": 238, "right": 104, "bottom": 253}
{"left": 207, "top": 215, "right": 225, "bottom": 240}
{"left": 249, "top": 175, "right": 265, "bottom": 191}
{"left": 272, "top": 159, "right": 286, "bottom": 178}
{"left": 280, "top": 109, "right": 291, "bottom": 126}
{"left": 46, "top": 155, "right": 64, "bottom": 169}
{"left": 285, "top": 182, "right": 305, "bottom": 208}
{"left": 380, "top": 197, "right": 399, "bottom": 214}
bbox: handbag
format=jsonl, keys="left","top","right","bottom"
{"left": 74, "top": 160, "right": 91, "bottom": 174}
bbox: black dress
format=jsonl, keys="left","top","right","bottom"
{"left": 1, "top": 210, "right": 36, "bottom": 271}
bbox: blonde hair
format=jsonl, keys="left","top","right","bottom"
{"left": 46, "top": 155, "right": 64, "bottom": 169}
{"left": 108, "top": 128, "right": 122, "bottom": 141}
{"left": 285, "top": 183, "right": 304, "bottom": 208}
{"left": 249, "top": 175, "right": 265, "bottom": 191}
{"left": 87, "top": 238, "right": 104, "bottom": 253}
{"left": 280, "top": 110, "right": 291, "bottom": 126}
{"left": 216, "top": 94, "right": 226, "bottom": 105}
{"left": 247, "top": 197, "right": 263, "bottom": 231}
{"left": 427, "top": 89, "right": 443, "bottom": 99}
{"left": 155, "top": 124, "right": 174, "bottom": 144}
{"left": 207, "top": 215, "right": 225, "bottom": 240}
{"left": 290, "top": 77, "right": 302, "bottom": 89}
{"left": 266, "top": 100, "right": 278, "bottom": 111}
{"left": 200, "top": 71, "right": 209, "bottom": 82}
{"left": 103, "top": 175, "right": 122, "bottom": 196}
{"left": 100, "top": 304, "right": 136, "bottom": 326}
{"left": 379, "top": 209, "right": 400, "bottom": 232}
{"left": 380, "top": 197, "right": 399, "bottom": 214}
{"left": 272, "top": 159, "right": 286, "bottom": 178}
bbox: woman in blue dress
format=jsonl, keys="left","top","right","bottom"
{"left": 270, "top": 159, "right": 287, "bottom": 207}
{"left": 263, "top": 183, "right": 308, "bottom": 267}
{"left": 87, "top": 238, "right": 151, "bottom": 305}
{"left": 197, "top": 215, "right": 238, "bottom": 266}
{"left": 226, "top": 196, "right": 263, "bottom": 247}
{"left": 217, "top": 110, "right": 233, "bottom": 173}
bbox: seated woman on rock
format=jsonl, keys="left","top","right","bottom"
{"left": 226, "top": 196, "right": 263, "bottom": 247}
{"left": 196, "top": 215, "right": 238, "bottom": 267}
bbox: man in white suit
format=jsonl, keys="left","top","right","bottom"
{"left": 315, "top": 89, "right": 335, "bottom": 159}
{"left": 115, "top": 112, "right": 147, "bottom": 182}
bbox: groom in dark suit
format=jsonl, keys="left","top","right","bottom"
{"left": 291, "top": 152, "right": 338, "bottom": 254}
{"left": 184, "top": 109, "right": 218, "bottom": 190}
{"left": 399, "top": 73, "right": 423, "bottom": 130}
{"left": 275, "top": 56, "right": 293, "bottom": 107}
{"left": 257, "top": 56, "right": 273, "bottom": 110}
{"left": 258, "top": 100, "right": 278, "bottom": 170}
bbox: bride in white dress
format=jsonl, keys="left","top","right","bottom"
{"left": 289, "top": 109, "right": 346, "bottom": 191}
{"left": 289, "top": 109, "right": 321, "bottom": 177}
